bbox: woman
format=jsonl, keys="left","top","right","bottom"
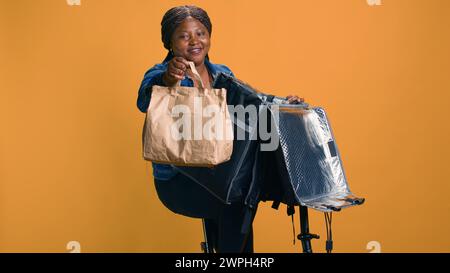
{"left": 137, "top": 5, "right": 304, "bottom": 253}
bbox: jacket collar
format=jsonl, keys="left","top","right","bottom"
{"left": 204, "top": 59, "right": 219, "bottom": 80}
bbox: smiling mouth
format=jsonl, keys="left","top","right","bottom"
{"left": 188, "top": 48, "right": 203, "bottom": 55}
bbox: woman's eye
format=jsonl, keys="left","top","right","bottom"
{"left": 197, "top": 31, "right": 205, "bottom": 37}
{"left": 179, "top": 34, "right": 189, "bottom": 40}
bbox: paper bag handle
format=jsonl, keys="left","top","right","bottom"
{"left": 175, "top": 61, "right": 205, "bottom": 89}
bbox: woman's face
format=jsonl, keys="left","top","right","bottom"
{"left": 170, "top": 17, "right": 210, "bottom": 65}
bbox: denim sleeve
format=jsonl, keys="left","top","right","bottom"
{"left": 136, "top": 64, "right": 166, "bottom": 113}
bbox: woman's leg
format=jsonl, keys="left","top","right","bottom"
{"left": 154, "top": 173, "right": 256, "bottom": 253}
{"left": 216, "top": 201, "right": 255, "bottom": 253}
{"left": 154, "top": 173, "right": 221, "bottom": 252}
{"left": 154, "top": 173, "right": 222, "bottom": 219}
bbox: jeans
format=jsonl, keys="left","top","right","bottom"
{"left": 154, "top": 173, "right": 254, "bottom": 253}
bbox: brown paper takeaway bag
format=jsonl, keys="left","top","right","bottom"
{"left": 142, "top": 62, "right": 233, "bottom": 167}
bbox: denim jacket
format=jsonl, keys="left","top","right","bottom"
{"left": 137, "top": 59, "right": 235, "bottom": 181}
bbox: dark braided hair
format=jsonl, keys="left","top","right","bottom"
{"left": 161, "top": 5, "right": 212, "bottom": 62}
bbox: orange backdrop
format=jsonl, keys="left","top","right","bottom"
{"left": 1, "top": 0, "right": 450, "bottom": 253}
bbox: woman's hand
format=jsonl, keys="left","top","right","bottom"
{"left": 162, "top": 57, "right": 190, "bottom": 86}
{"left": 286, "top": 94, "right": 305, "bottom": 104}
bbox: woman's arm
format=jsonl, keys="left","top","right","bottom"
{"left": 136, "top": 64, "right": 166, "bottom": 113}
